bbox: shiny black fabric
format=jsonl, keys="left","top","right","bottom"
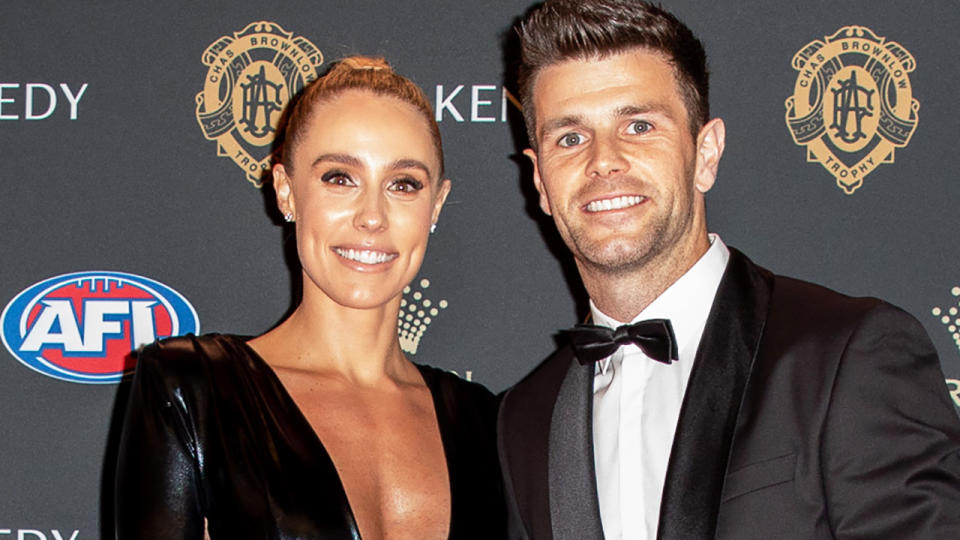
{"left": 565, "top": 319, "right": 677, "bottom": 365}
{"left": 115, "top": 334, "right": 506, "bottom": 539}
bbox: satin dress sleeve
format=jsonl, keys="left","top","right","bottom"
{"left": 114, "top": 341, "right": 206, "bottom": 539}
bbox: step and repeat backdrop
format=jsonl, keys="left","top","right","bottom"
{"left": 2, "top": 1, "right": 958, "bottom": 537}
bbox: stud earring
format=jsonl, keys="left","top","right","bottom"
{"left": 284, "top": 212, "right": 294, "bottom": 223}
{"left": 430, "top": 223, "right": 437, "bottom": 234}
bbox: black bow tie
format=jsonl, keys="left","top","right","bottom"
{"left": 565, "top": 319, "right": 678, "bottom": 365}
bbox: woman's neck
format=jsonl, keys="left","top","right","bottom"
{"left": 249, "top": 293, "right": 412, "bottom": 386}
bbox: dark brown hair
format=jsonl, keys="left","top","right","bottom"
{"left": 280, "top": 56, "right": 443, "bottom": 177}
{"left": 518, "top": 0, "right": 709, "bottom": 147}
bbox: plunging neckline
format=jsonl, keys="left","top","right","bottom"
{"left": 234, "top": 336, "right": 454, "bottom": 539}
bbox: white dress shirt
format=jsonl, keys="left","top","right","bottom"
{"left": 591, "top": 235, "right": 729, "bottom": 540}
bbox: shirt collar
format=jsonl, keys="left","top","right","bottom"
{"left": 590, "top": 234, "right": 730, "bottom": 374}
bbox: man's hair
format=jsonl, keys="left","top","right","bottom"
{"left": 518, "top": 0, "right": 709, "bottom": 148}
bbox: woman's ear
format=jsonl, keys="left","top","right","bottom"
{"left": 431, "top": 178, "right": 452, "bottom": 225}
{"left": 273, "top": 163, "right": 296, "bottom": 221}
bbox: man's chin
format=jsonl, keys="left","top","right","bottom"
{"left": 574, "top": 242, "right": 655, "bottom": 274}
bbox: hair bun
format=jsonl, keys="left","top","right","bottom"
{"left": 340, "top": 56, "right": 392, "bottom": 72}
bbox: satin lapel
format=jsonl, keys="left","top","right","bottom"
{"left": 657, "top": 249, "right": 773, "bottom": 539}
{"left": 548, "top": 353, "right": 605, "bottom": 540}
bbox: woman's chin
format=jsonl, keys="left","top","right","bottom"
{"left": 323, "top": 287, "right": 407, "bottom": 312}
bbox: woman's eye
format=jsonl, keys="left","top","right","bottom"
{"left": 390, "top": 178, "right": 424, "bottom": 193}
{"left": 320, "top": 170, "right": 354, "bottom": 186}
{"left": 558, "top": 133, "right": 583, "bottom": 148}
{"left": 627, "top": 120, "right": 652, "bottom": 134}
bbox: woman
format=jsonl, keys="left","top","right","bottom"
{"left": 114, "top": 56, "right": 505, "bottom": 539}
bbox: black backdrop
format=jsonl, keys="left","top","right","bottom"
{"left": 2, "top": 1, "right": 958, "bottom": 537}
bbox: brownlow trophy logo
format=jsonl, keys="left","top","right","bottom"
{"left": 195, "top": 22, "right": 323, "bottom": 187}
{"left": 785, "top": 26, "right": 919, "bottom": 194}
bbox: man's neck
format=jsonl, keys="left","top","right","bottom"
{"left": 580, "top": 235, "right": 710, "bottom": 322}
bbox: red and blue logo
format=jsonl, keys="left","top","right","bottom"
{"left": 1, "top": 271, "right": 199, "bottom": 384}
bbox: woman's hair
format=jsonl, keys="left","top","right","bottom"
{"left": 279, "top": 55, "right": 444, "bottom": 177}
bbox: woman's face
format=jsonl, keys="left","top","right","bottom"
{"left": 274, "top": 90, "right": 450, "bottom": 311}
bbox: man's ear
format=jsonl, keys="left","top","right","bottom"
{"left": 273, "top": 163, "right": 296, "bottom": 219}
{"left": 693, "top": 118, "right": 726, "bottom": 194}
{"left": 523, "top": 148, "right": 552, "bottom": 216}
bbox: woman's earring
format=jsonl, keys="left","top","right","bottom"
{"left": 430, "top": 223, "right": 437, "bottom": 234}
{"left": 284, "top": 212, "right": 294, "bottom": 223}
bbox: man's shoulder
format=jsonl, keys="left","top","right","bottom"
{"left": 771, "top": 273, "right": 883, "bottom": 315}
{"left": 730, "top": 248, "right": 887, "bottom": 319}
{"left": 733, "top": 251, "right": 925, "bottom": 349}
{"left": 499, "top": 345, "right": 575, "bottom": 426}
{"left": 503, "top": 345, "right": 573, "bottom": 397}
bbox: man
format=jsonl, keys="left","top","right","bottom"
{"left": 497, "top": 1, "right": 960, "bottom": 538}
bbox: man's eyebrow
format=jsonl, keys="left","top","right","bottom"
{"left": 311, "top": 153, "right": 362, "bottom": 169}
{"left": 539, "top": 115, "right": 585, "bottom": 136}
{"left": 615, "top": 104, "right": 671, "bottom": 118}
{"left": 539, "top": 104, "right": 676, "bottom": 138}
{"left": 390, "top": 158, "right": 433, "bottom": 178}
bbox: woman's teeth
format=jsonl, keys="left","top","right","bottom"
{"left": 335, "top": 248, "right": 397, "bottom": 264}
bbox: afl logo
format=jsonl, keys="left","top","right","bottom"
{"left": 195, "top": 21, "right": 324, "bottom": 187}
{"left": 1, "top": 272, "right": 199, "bottom": 384}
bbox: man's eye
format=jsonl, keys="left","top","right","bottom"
{"left": 627, "top": 120, "right": 652, "bottom": 134}
{"left": 558, "top": 133, "right": 583, "bottom": 147}
{"left": 390, "top": 178, "right": 424, "bottom": 193}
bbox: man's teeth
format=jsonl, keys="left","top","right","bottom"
{"left": 586, "top": 195, "right": 644, "bottom": 212}
{"left": 335, "top": 248, "right": 397, "bottom": 264}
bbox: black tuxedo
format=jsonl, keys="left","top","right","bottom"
{"left": 498, "top": 248, "right": 960, "bottom": 539}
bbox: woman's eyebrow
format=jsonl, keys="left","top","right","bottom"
{"left": 311, "top": 153, "right": 362, "bottom": 168}
{"left": 389, "top": 158, "right": 432, "bottom": 178}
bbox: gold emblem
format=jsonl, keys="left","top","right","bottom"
{"left": 399, "top": 278, "right": 448, "bottom": 355}
{"left": 931, "top": 286, "right": 960, "bottom": 408}
{"left": 195, "top": 22, "right": 323, "bottom": 187}
{"left": 785, "top": 26, "right": 919, "bottom": 194}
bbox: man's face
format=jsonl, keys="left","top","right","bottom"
{"left": 526, "top": 49, "right": 723, "bottom": 278}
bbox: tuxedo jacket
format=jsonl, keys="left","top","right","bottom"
{"left": 497, "top": 248, "right": 960, "bottom": 539}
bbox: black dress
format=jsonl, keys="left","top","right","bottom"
{"left": 114, "top": 334, "right": 505, "bottom": 539}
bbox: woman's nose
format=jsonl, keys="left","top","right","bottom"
{"left": 354, "top": 191, "right": 387, "bottom": 232}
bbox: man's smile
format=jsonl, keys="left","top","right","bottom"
{"left": 584, "top": 195, "right": 646, "bottom": 213}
